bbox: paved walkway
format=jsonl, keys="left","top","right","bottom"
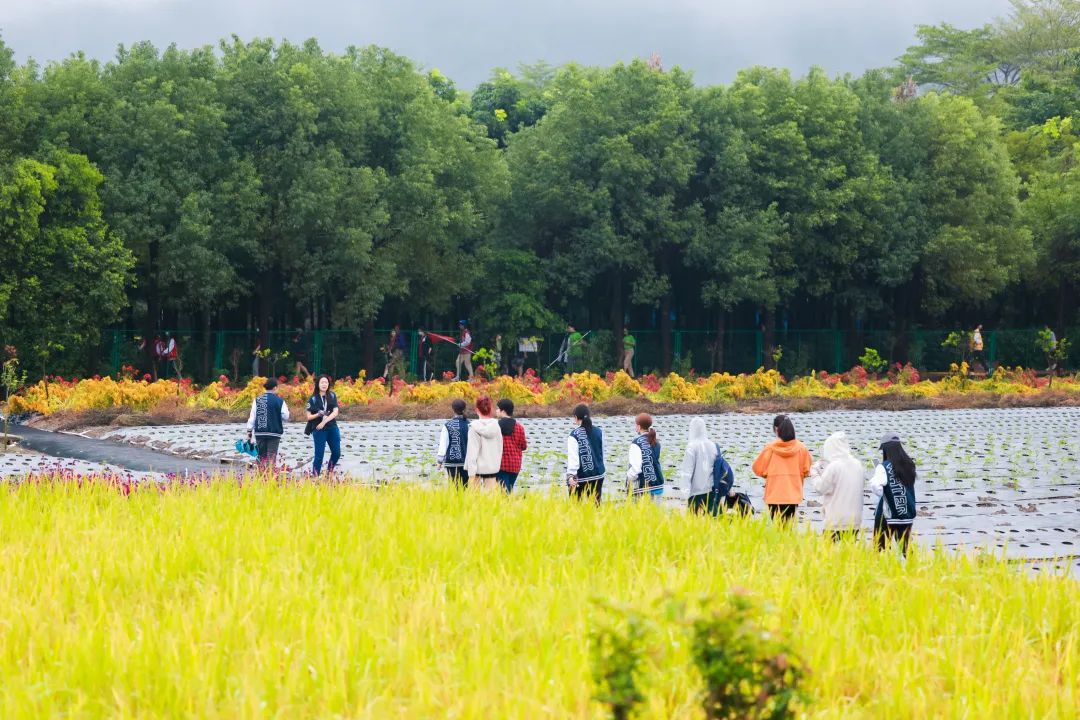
{"left": 9, "top": 425, "right": 225, "bottom": 475}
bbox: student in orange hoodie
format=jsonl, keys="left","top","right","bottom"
{"left": 752, "top": 414, "right": 812, "bottom": 524}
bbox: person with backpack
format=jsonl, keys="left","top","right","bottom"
{"left": 495, "top": 398, "right": 528, "bottom": 494}
{"left": 465, "top": 396, "right": 503, "bottom": 490}
{"left": 752, "top": 414, "right": 812, "bottom": 524}
{"left": 305, "top": 374, "right": 341, "bottom": 475}
{"left": 437, "top": 398, "right": 470, "bottom": 487}
{"left": 245, "top": 377, "right": 291, "bottom": 468}
{"left": 808, "top": 431, "right": 865, "bottom": 540}
{"left": 566, "top": 404, "right": 605, "bottom": 504}
{"left": 626, "top": 413, "right": 664, "bottom": 503}
{"left": 680, "top": 417, "right": 735, "bottom": 516}
{"left": 870, "top": 431, "right": 918, "bottom": 556}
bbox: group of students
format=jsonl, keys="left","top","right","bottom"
{"left": 244, "top": 376, "right": 918, "bottom": 552}
{"left": 437, "top": 399, "right": 919, "bottom": 553}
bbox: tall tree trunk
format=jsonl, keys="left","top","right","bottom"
{"left": 660, "top": 255, "right": 673, "bottom": 374}
{"left": 714, "top": 310, "right": 726, "bottom": 373}
{"left": 257, "top": 268, "right": 272, "bottom": 376}
{"left": 1057, "top": 284, "right": 1067, "bottom": 332}
{"left": 610, "top": 273, "right": 623, "bottom": 370}
{"left": 763, "top": 307, "right": 776, "bottom": 370}
{"left": 201, "top": 309, "right": 212, "bottom": 381}
{"left": 363, "top": 319, "right": 376, "bottom": 378}
{"left": 143, "top": 241, "right": 160, "bottom": 377}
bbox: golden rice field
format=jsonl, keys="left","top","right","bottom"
{"left": 0, "top": 479, "right": 1076, "bottom": 719}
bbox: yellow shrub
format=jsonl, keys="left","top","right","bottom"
{"left": 658, "top": 373, "right": 700, "bottom": 402}
{"left": 609, "top": 371, "right": 645, "bottom": 398}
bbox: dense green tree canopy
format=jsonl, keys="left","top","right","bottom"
{"left": 0, "top": 10, "right": 1076, "bottom": 379}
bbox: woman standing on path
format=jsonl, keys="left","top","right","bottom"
{"left": 626, "top": 413, "right": 664, "bottom": 503}
{"left": 680, "top": 418, "right": 734, "bottom": 516}
{"left": 305, "top": 374, "right": 341, "bottom": 475}
{"left": 870, "top": 431, "right": 918, "bottom": 556}
{"left": 464, "top": 396, "right": 503, "bottom": 490}
{"left": 752, "top": 415, "right": 812, "bottom": 524}
{"left": 566, "top": 404, "right": 606, "bottom": 504}
{"left": 808, "top": 431, "right": 865, "bottom": 540}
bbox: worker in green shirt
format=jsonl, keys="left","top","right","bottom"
{"left": 622, "top": 328, "right": 636, "bottom": 377}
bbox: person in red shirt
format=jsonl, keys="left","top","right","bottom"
{"left": 495, "top": 398, "right": 528, "bottom": 493}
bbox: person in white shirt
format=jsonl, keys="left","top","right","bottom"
{"left": 808, "top": 431, "right": 866, "bottom": 540}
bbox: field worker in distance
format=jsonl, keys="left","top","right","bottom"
{"left": 245, "top": 377, "right": 290, "bottom": 468}
{"left": 464, "top": 396, "right": 503, "bottom": 491}
{"left": 752, "top": 414, "right": 812, "bottom": 525}
{"left": 305, "top": 374, "right": 341, "bottom": 475}
{"left": 621, "top": 328, "right": 636, "bottom": 377}
{"left": 808, "top": 431, "right": 865, "bottom": 541}
{"left": 680, "top": 417, "right": 734, "bottom": 517}
{"left": 495, "top": 398, "right": 528, "bottom": 494}
{"left": 437, "top": 399, "right": 470, "bottom": 488}
{"left": 566, "top": 403, "right": 606, "bottom": 505}
{"left": 627, "top": 413, "right": 664, "bottom": 503}
{"left": 870, "top": 431, "right": 918, "bottom": 557}
{"left": 455, "top": 320, "right": 474, "bottom": 381}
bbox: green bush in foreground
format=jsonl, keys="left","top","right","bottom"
{"left": 0, "top": 479, "right": 1076, "bottom": 718}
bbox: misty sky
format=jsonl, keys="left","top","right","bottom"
{"left": 1, "top": 0, "right": 1014, "bottom": 88}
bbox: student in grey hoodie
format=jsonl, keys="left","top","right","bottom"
{"left": 808, "top": 431, "right": 866, "bottom": 540}
{"left": 464, "top": 396, "right": 503, "bottom": 490}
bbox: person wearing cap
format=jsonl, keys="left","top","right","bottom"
{"left": 751, "top": 414, "right": 812, "bottom": 524}
{"left": 869, "top": 431, "right": 918, "bottom": 556}
{"left": 808, "top": 431, "right": 866, "bottom": 540}
{"left": 455, "top": 320, "right": 474, "bottom": 381}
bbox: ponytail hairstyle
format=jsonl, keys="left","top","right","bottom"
{"left": 475, "top": 396, "right": 493, "bottom": 417}
{"left": 573, "top": 404, "right": 594, "bottom": 438}
{"left": 773, "top": 414, "right": 787, "bottom": 433}
{"left": 635, "top": 412, "right": 657, "bottom": 446}
{"left": 777, "top": 416, "right": 796, "bottom": 442}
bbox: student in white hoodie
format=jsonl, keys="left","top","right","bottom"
{"left": 808, "top": 431, "right": 866, "bottom": 541}
{"left": 464, "top": 396, "right": 503, "bottom": 490}
{"left": 680, "top": 417, "right": 734, "bottom": 516}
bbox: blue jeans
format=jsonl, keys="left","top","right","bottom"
{"left": 495, "top": 470, "right": 518, "bottom": 494}
{"left": 312, "top": 424, "right": 341, "bottom": 475}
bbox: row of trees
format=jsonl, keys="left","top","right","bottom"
{"left": 1, "top": 0, "right": 1078, "bottom": 378}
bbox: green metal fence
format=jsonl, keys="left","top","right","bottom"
{"left": 100, "top": 327, "right": 1073, "bottom": 382}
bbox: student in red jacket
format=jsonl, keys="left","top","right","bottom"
{"left": 495, "top": 398, "right": 528, "bottom": 493}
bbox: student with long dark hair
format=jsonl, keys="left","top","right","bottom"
{"left": 305, "top": 374, "right": 341, "bottom": 475}
{"left": 870, "top": 431, "right": 917, "bottom": 556}
{"left": 626, "top": 413, "right": 664, "bottom": 502}
{"left": 752, "top": 414, "right": 812, "bottom": 524}
{"left": 566, "top": 404, "right": 606, "bottom": 504}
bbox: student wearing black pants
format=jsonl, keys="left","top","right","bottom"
{"left": 870, "top": 431, "right": 918, "bottom": 557}
{"left": 437, "top": 399, "right": 470, "bottom": 488}
{"left": 566, "top": 404, "right": 606, "bottom": 506}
